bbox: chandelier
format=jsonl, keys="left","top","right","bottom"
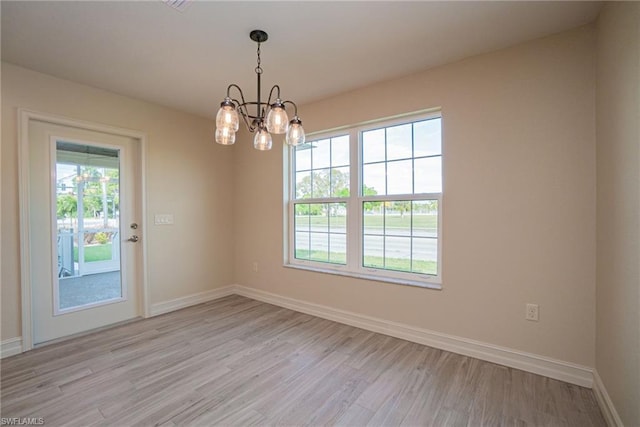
{"left": 214, "top": 30, "right": 305, "bottom": 150}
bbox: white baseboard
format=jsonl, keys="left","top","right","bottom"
{"left": 233, "top": 285, "right": 594, "bottom": 388}
{"left": 1, "top": 337, "right": 23, "bottom": 359}
{"left": 592, "top": 370, "right": 623, "bottom": 427}
{"left": 149, "top": 286, "right": 235, "bottom": 316}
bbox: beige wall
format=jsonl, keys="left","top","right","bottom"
{"left": 1, "top": 63, "right": 235, "bottom": 341}
{"left": 234, "top": 26, "right": 597, "bottom": 366}
{"left": 595, "top": 3, "right": 640, "bottom": 425}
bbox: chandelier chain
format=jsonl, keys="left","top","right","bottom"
{"left": 255, "top": 42, "right": 263, "bottom": 74}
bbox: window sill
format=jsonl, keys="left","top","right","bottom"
{"left": 283, "top": 263, "right": 442, "bottom": 290}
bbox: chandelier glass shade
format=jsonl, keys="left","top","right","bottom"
{"left": 214, "top": 30, "right": 305, "bottom": 149}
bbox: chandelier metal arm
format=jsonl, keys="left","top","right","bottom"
{"left": 266, "top": 85, "right": 282, "bottom": 107}
{"left": 225, "top": 83, "right": 256, "bottom": 131}
{"left": 226, "top": 84, "right": 246, "bottom": 104}
{"left": 283, "top": 100, "right": 299, "bottom": 117}
{"left": 237, "top": 104, "right": 256, "bottom": 132}
{"left": 226, "top": 82, "right": 292, "bottom": 132}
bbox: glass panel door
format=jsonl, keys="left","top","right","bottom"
{"left": 55, "top": 141, "right": 123, "bottom": 312}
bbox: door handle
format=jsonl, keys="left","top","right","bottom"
{"left": 127, "top": 235, "right": 139, "bottom": 243}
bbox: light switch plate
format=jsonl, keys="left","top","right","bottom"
{"left": 154, "top": 214, "right": 174, "bottom": 225}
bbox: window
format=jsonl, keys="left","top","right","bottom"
{"left": 287, "top": 111, "right": 442, "bottom": 288}
{"left": 293, "top": 135, "right": 350, "bottom": 264}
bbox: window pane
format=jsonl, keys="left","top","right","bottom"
{"left": 386, "top": 160, "right": 413, "bottom": 195}
{"left": 412, "top": 237, "right": 437, "bottom": 275}
{"left": 295, "top": 146, "right": 311, "bottom": 171}
{"left": 330, "top": 167, "right": 350, "bottom": 198}
{"left": 363, "top": 201, "right": 382, "bottom": 214}
{"left": 331, "top": 135, "right": 350, "bottom": 167}
{"left": 309, "top": 232, "right": 329, "bottom": 262}
{"left": 312, "top": 170, "right": 330, "bottom": 198}
{"left": 384, "top": 202, "right": 411, "bottom": 237}
{"left": 329, "top": 234, "right": 346, "bottom": 264}
{"left": 295, "top": 171, "right": 311, "bottom": 199}
{"left": 362, "top": 128, "right": 385, "bottom": 164}
{"left": 328, "top": 203, "right": 347, "bottom": 234}
{"left": 295, "top": 232, "right": 310, "bottom": 259}
{"left": 363, "top": 235, "right": 384, "bottom": 268}
{"left": 362, "top": 162, "right": 386, "bottom": 196}
{"left": 384, "top": 236, "right": 411, "bottom": 272}
{"left": 386, "top": 123, "right": 413, "bottom": 161}
{"left": 294, "top": 204, "right": 310, "bottom": 231}
{"left": 55, "top": 144, "right": 122, "bottom": 311}
{"left": 312, "top": 139, "right": 331, "bottom": 169}
{"left": 311, "top": 205, "right": 329, "bottom": 231}
{"left": 412, "top": 200, "right": 438, "bottom": 238}
{"left": 363, "top": 203, "right": 384, "bottom": 236}
{"left": 414, "top": 118, "right": 441, "bottom": 157}
{"left": 414, "top": 156, "right": 442, "bottom": 193}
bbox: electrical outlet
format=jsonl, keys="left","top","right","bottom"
{"left": 252, "top": 262, "right": 258, "bottom": 273}
{"left": 526, "top": 303, "right": 539, "bottom": 321}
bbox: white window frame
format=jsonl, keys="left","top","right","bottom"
{"left": 285, "top": 110, "right": 443, "bottom": 290}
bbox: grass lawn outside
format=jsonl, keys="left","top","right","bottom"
{"left": 73, "top": 243, "right": 113, "bottom": 263}
{"left": 294, "top": 249, "right": 437, "bottom": 275}
{"left": 302, "top": 214, "right": 437, "bottom": 230}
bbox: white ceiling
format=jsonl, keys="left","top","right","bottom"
{"left": 2, "top": 1, "right": 602, "bottom": 119}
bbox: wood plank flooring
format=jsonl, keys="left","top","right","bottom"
{"left": 1, "top": 295, "right": 605, "bottom": 426}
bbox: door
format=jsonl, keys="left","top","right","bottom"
{"left": 28, "top": 119, "right": 142, "bottom": 344}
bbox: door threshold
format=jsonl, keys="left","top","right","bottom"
{"left": 33, "top": 316, "right": 143, "bottom": 349}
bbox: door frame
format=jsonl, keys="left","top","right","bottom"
{"left": 18, "top": 108, "right": 150, "bottom": 351}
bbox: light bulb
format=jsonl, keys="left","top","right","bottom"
{"left": 285, "top": 117, "right": 305, "bottom": 146}
{"left": 253, "top": 128, "right": 273, "bottom": 151}
{"left": 216, "top": 98, "right": 239, "bottom": 132}
{"left": 215, "top": 126, "right": 236, "bottom": 145}
{"left": 266, "top": 99, "right": 289, "bottom": 134}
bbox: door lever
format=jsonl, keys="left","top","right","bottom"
{"left": 127, "top": 235, "right": 139, "bottom": 243}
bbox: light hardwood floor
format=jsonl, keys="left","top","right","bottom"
{"left": 1, "top": 295, "right": 605, "bottom": 426}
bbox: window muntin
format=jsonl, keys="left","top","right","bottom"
{"left": 288, "top": 112, "right": 442, "bottom": 287}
